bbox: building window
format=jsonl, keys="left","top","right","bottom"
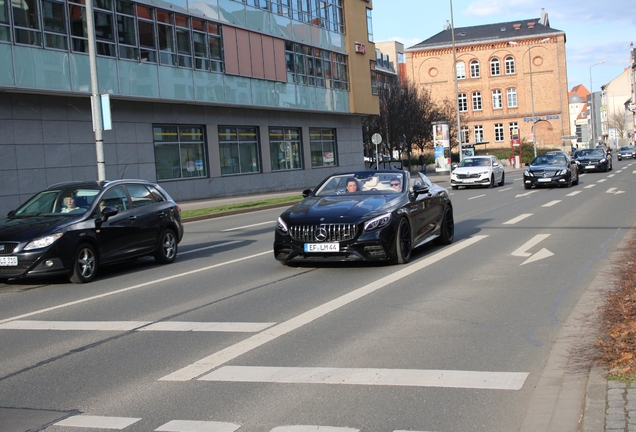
{"left": 458, "top": 93, "right": 467, "bottom": 112}
{"left": 490, "top": 58, "right": 500, "bottom": 76}
{"left": 505, "top": 56, "right": 515, "bottom": 74}
{"left": 494, "top": 123, "right": 504, "bottom": 142}
{"left": 460, "top": 126, "right": 469, "bottom": 144}
{"left": 270, "top": 127, "right": 303, "bottom": 171}
{"left": 509, "top": 122, "right": 519, "bottom": 140}
{"left": 286, "top": 41, "right": 347, "bottom": 90}
{"left": 456, "top": 61, "right": 465, "bottom": 79}
{"left": 474, "top": 125, "right": 484, "bottom": 143}
{"left": 153, "top": 125, "right": 207, "bottom": 180}
{"left": 218, "top": 126, "right": 261, "bottom": 175}
{"left": 310, "top": 128, "right": 337, "bottom": 167}
{"left": 237, "top": 0, "right": 344, "bottom": 34}
{"left": 370, "top": 60, "right": 378, "bottom": 95}
{"left": 507, "top": 88, "right": 517, "bottom": 108}
{"left": 366, "top": 8, "right": 373, "bottom": 42}
{"left": 492, "top": 89, "right": 502, "bottom": 109}
{"left": 472, "top": 91, "right": 482, "bottom": 111}
{"left": 470, "top": 60, "right": 480, "bottom": 78}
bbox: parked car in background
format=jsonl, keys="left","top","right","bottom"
{"left": 0, "top": 180, "right": 183, "bottom": 284}
{"left": 450, "top": 155, "right": 505, "bottom": 190}
{"left": 523, "top": 153, "right": 579, "bottom": 189}
{"left": 617, "top": 145, "right": 636, "bottom": 161}
{"left": 274, "top": 170, "right": 454, "bottom": 265}
{"left": 574, "top": 148, "right": 613, "bottom": 172}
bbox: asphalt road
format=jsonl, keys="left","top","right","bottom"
{"left": 1, "top": 160, "right": 635, "bottom": 432}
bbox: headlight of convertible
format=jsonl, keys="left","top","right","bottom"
{"left": 24, "top": 233, "right": 63, "bottom": 250}
{"left": 524, "top": 170, "right": 533, "bottom": 177}
{"left": 276, "top": 217, "right": 289, "bottom": 234}
{"left": 555, "top": 169, "right": 567, "bottom": 176}
{"left": 364, "top": 213, "right": 392, "bottom": 232}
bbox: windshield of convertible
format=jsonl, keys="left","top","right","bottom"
{"left": 314, "top": 173, "right": 407, "bottom": 196}
{"left": 576, "top": 149, "right": 605, "bottom": 157}
{"left": 531, "top": 154, "right": 568, "bottom": 166}
{"left": 14, "top": 187, "right": 100, "bottom": 217}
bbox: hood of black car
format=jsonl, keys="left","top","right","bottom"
{"left": 0, "top": 216, "right": 75, "bottom": 243}
{"left": 528, "top": 163, "right": 565, "bottom": 171}
{"left": 285, "top": 195, "right": 400, "bottom": 223}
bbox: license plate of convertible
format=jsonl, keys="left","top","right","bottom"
{"left": 304, "top": 243, "right": 340, "bottom": 252}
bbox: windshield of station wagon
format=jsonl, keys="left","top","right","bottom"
{"left": 15, "top": 188, "right": 100, "bottom": 217}
{"left": 315, "top": 173, "right": 406, "bottom": 196}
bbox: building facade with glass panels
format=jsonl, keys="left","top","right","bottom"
{"left": 0, "top": 0, "right": 379, "bottom": 214}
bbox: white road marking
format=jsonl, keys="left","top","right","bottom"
{"left": 0, "top": 321, "right": 275, "bottom": 333}
{"left": 156, "top": 420, "right": 241, "bottom": 432}
{"left": 222, "top": 221, "right": 275, "bottom": 232}
{"left": 608, "top": 174, "right": 616, "bottom": 177}
{"left": 55, "top": 415, "right": 141, "bottom": 429}
{"left": 584, "top": 184, "right": 596, "bottom": 189}
{"left": 515, "top": 191, "right": 537, "bottom": 198}
{"left": 566, "top": 191, "right": 581, "bottom": 196}
{"left": 607, "top": 188, "right": 617, "bottom": 194}
{"left": 140, "top": 322, "right": 275, "bottom": 332}
{"left": 270, "top": 427, "right": 358, "bottom": 432}
{"left": 468, "top": 194, "right": 486, "bottom": 200}
{"left": 503, "top": 214, "right": 532, "bottom": 225}
{"left": 0, "top": 251, "right": 271, "bottom": 326}
{"left": 160, "top": 236, "right": 488, "bottom": 381}
{"left": 511, "top": 234, "right": 554, "bottom": 266}
{"left": 541, "top": 200, "right": 561, "bottom": 207}
{"left": 200, "top": 366, "right": 528, "bottom": 391}
{"left": 180, "top": 241, "right": 243, "bottom": 255}
{"left": 597, "top": 178, "right": 607, "bottom": 183}
{"left": 0, "top": 321, "right": 150, "bottom": 331}
{"left": 498, "top": 187, "right": 513, "bottom": 192}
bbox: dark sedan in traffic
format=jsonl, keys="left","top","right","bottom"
{"left": 274, "top": 170, "right": 454, "bottom": 265}
{"left": 0, "top": 179, "right": 184, "bottom": 283}
{"left": 574, "top": 148, "right": 612, "bottom": 172}
{"left": 523, "top": 153, "right": 579, "bottom": 189}
{"left": 617, "top": 145, "right": 636, "bottom": 161}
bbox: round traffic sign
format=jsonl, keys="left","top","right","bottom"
{"left": 371, "top": 133, "right": 382, "bottom": 145}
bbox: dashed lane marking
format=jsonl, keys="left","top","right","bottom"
{"left": 503, "top": 214, "right": 532, "bottom": 225}
{"left": 468, "top": 194, "right": 486, "bottom": 200}
{"left": 200, "top": 366, "right": 529, "bottom": 391}
{"left": 541, "top": 200, "right": 561, "bottom": 207}
{"left": 566, "top": 191, "right": 581, "bottom": 196}
{"left": 222, "top": 221, "right": 275, "bottom": 232}
{"left": 584, "top": 184, "right": 596, "bottom": 189}
{"left": 156, "top": 420, "right": 241, "bottom": 432}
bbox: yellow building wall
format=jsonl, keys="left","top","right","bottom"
{"left": 408, "top": 34, "right": 570, "bottom": 149}
{"left": 344, "top": 0, "right": 379, "bottom": 116}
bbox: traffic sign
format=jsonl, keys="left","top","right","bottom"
{"left": 371, "top": 133, "right": 382, "bottom": 145}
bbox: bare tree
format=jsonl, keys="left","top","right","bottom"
{"left": 608, "top": 108, "right": 627, "bottom": 138}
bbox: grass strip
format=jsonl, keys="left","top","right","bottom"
{"left": 181, "top": 196, "right": 303, "bottom": 220}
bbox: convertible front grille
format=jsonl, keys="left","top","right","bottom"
{"left": 290, "top": 224, "right": 357, "bottom": 242}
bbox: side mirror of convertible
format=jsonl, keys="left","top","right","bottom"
{"left": 412, "top": 184, "right": 430, "bottom": 196}
{"left": 302, "top": 188, "right": 312, "bottom": 198}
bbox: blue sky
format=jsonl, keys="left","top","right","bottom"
{"left": 372, "top": 0, "right": 635, "bottom": 94}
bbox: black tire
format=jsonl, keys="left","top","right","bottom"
{"left": 572, "top": 171, "right": 579, "bottom": 185}
{"left": 498, "top": 172, "right": 505, "bottom": 186}
{"left": 564, "top": 175, "right": 572, "bottom": 188}
{"left": 154, "top": 228, "right": 178, "bottom": 264}
{"left": 434, "top": 205, "right": 454, "bottom": 246}
{"left": 488, "top": 174, "right": 495, "bottom": 188}
{"left": 451, "top": 185, "right": 458, "bottom": 190}
{"left": 524, "top": 183, "right": 531, "bottom": 189}
{"left": 392, "top": 218, "right": 412, "bottom": 264}
{"left": 69, "top": 243, "right": 97, "bottom": 284}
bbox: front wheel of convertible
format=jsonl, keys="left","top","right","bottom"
{"left": 70, "top": 243, "right": 97, "bottom": 284}
{"left": 154, "top": 228, "right": 178, "bottom": 264}
{"left": 434, "top": 205, "right": 455, "bottom": 245}
{"left": 392, "top": 218, "right": 412, "bottom": 264}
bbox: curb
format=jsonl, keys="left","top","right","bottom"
{"left": 581, "top": 366, "right": 607, "bottom": 432}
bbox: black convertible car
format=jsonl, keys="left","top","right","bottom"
{"left": 523, "top": 153, "right": 579, "bottom": 189}
{"left": 274, "top": 170, "right": 454, "bottom": 264}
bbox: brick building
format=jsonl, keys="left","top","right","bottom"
{"left": 406, "top": 10, "right": 570, "bottom": 154}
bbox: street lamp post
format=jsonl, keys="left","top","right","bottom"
{"left": 449, "top": 0, "right": 463, "bottom": 161}
{"left": 589, "top": 60, "right": 606, "bottom": 147}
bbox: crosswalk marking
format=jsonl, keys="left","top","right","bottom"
{"left": 0, "top": 321, "right": 275, "bottom": 333}
{"left": 54, "top": 415, "right": 141, "bottom": 429}
{"left": 156, "top": 420, "right": 241, "bottom": 432}
{"left": 199, "top": 366, "right": 528, "bottom": 390}
{"left": 160, "top": 236, "right": 488, "bottom": 382}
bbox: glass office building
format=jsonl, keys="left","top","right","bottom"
{"left": 0, "top": 0, "right": 379, "bottom": 213}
